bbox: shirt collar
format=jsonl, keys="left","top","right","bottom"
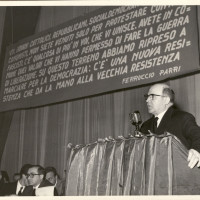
{"left": 34, "top": 185, "right": 40, "bottom": 189}
{"left": 54, "top": 179, "right": 57, "bottom": 186}
{"left": 16, "top": 181, "right": 24, "bottom": 194}
{"left": 17, "top": 180, "right": 23, "bottom": 187}
{"left": 155, "top": 109, "right": 168, "bottom": 126}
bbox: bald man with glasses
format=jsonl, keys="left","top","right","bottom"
{"left": 140, "top": 83, "right": 200, "bottom": 169}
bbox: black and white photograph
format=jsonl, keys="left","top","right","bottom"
{"left": 0, "top": 1, "right": 200, "bottom": 199}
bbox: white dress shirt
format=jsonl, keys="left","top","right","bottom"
{"left": 16, "top": 181, "right": 25, "bottom": 195}
{"left": 155, "top": 109, "right": 168, "bottom": 127}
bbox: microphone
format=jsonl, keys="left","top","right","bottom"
{"left": 129, "top": 110, "right": 142, "bottom": 125}
{"left": 129, "top": 110, "right": 142, "bottom": 137}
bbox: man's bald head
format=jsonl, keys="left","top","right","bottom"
{"left": 146, "top": 83, "right": 174, "bottom": 115}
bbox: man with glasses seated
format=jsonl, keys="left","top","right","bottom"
{"left": 22, "top": 165, "right": 58, "bottom": 196}
{"left": 140, "top": 83, "right": 200, "bottom": 169}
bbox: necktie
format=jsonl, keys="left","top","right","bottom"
{"left": 152, "top": 117, "right": 158, "bottom": 133}
{"left": 32, "top": 188, "right": 36, "bottom": 196}
{"left": 18, "top": 186, "right": 23, "bottom": 195}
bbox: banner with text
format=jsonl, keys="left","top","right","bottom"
{"left": 0, "top": 6, "right": 199, "bottom": 112}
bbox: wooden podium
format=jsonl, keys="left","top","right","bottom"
{"left": 65, "top": 133, "right": 200, "bottom": 195}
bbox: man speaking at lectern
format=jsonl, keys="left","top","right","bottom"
{"left": 140, "top": 83, "right": 200, "bottom": 169}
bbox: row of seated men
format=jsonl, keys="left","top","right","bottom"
{"left": 0, "top": 164, "right": 65, "bottom": 196}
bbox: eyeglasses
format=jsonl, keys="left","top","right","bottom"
{"left": 144, "top": 94, "right": 166, "bottom": 101}
{"left": 26, "top": 173, "right": 41, "bottom": 178}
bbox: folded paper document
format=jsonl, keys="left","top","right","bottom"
{"left": 35, "top": 186, "right": 54, "bottom": 196}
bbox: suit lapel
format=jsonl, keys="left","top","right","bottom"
{"left": 156, "top": 106, "right": 174, "bottom": 134}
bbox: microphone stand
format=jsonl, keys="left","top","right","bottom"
{"left": 129, "top": 112, "right": 143, "bottom": 138}
{"left": 133, "top": 123, "right": 143, "bottom": 137}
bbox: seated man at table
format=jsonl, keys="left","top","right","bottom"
{"left": 140, "top": 83, "right": 200, "bottom": 169}
{"left": 45, "top": 166, "right": 65, "bottom": 196}
{"left": 0, "top": 164, "right": 32, "bottom": 196}
{"left": 23, "top": 165, "right": 58, "bottom": 196}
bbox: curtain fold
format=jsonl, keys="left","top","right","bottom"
{"left": 0, "top": 111, "right": 13, "bottom": 164}
{"left": 0, "top": 7, "right": 14, "bottom": 164}
{"left": 0, "top": 7, "right": 6, "bottom": 55}
{"left": 65, "top": 133, "right": 200, "bottom": 195}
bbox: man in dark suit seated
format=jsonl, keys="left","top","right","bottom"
{"left": 0, "top": 170, "right": 9, "bottom": 192}
{"left": 22, "top": 165, "right": 58, "bottom": 196}
{"left": 0, "top": 164, "right": 32, "bottom": 196}
{"left": 45, "top": 166, "right": 65, "bottom": 195}
{"left": 140, "top": 83, "right": 200, "bottom": 169}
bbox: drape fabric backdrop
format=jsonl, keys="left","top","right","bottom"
{"left": 0, "top": 7, "right": 14, "bottom": 165}
{"left": 0, "top": 7, "right": 6, "bottom": 53}
{"left": 65, "top": 133, "right": 200, "bottom": 195}
{"left": 0, "top": 6, "right": 200, "bottom": 187}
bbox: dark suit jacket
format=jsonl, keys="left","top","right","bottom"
{"left": 140, "top": 106, "right": 200, "bottom": 152}
{"left": 55, "top": 178, "right": 65, "bottom": 196}
{"left": 22, "top": 179, "right": 58, "bottom": 196}
{"left": 0, "top": 181, "right": 17, "bottom": 196}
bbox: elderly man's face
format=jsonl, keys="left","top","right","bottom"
{"left": 146, "top": 84, "right": 168, "bottom": 116}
